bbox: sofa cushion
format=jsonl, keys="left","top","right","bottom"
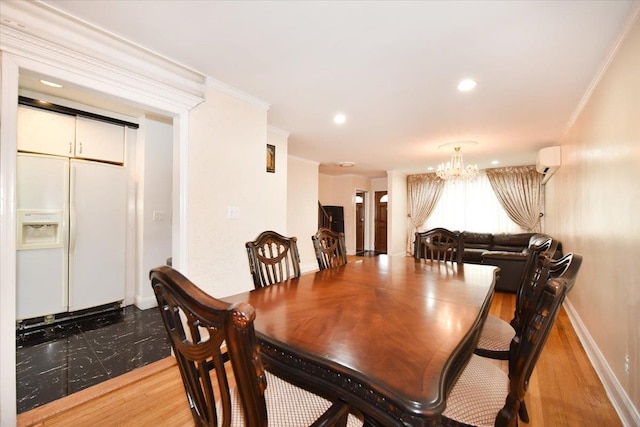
{"left": 491, "top": 233, "right": 534, "bottom": 251}
{"left": 461, "top": 232, "right": 493, "bottom": 249}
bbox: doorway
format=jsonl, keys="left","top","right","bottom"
{"left": 374, "top": 191, "right": 388, "bottom": 253}
{"left": 356, "top": 191, "right": 365, "bottom": 253}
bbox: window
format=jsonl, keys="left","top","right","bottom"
{"left": 423, "top": 171, "right": 524, "bottom": 233}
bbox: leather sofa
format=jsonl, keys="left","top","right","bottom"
{"left": 413, "top": 231, "right": 562, "bottom": 293}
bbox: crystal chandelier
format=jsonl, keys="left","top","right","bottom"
{"left": 436, "top": 146, "right": 479, "bottom": 181}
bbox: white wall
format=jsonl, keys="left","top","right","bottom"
{"left": 288, "top": 156, "right": 320, "bottom": 272}
{"left": 136, "top": 117, "right": 173, "bottom": 309}
{"left": 186, "top": 80, "right": 277, "bottom": 298}
{"left": 545, "top": 15, "right": 640, "bottom": 425}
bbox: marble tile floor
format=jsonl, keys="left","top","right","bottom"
{"left": 16, "top": 305, "right": 171, "bottom": 414}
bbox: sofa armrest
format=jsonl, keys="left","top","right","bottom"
{"left": 481, "top": 251, "right": 528, "bottom": 293}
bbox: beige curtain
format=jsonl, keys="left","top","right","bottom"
{"left": 407, "top": 173, "right": 445, "bottom": 254}
{"left": 486, "top": 165, "right": 543, "bottom": 232}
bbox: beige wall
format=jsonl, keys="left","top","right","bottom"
{"left": 287, "top": 156, "right": 320, "bottom": 272}
{"left": 545, "top": 16, "right": 640, "bottom": 420}
{"left": 187, "top": 81, "right": 275, "bottom": 298}
{"left": 318, "top": 174, "right": 373, "bottom": 254}
{"left": 266, "top": 127, "right": 289, "bottom": 233}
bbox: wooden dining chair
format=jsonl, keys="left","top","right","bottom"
{"left": 312, "top": 227, "right": 348, "bottom": 270}
{"left": 474, "top": 236, "right": 557, "bottom": 360}
{"left": 245, "top": 230, "right": 301, "bottom": 289}
{"left": 150, "top": 265, "right": 361, "bottom": 427}
{"left": 414, "top": 228, "right": 463, "bottom": 263}
{"left": 472, "top": 252, "right": 582, "bottom": 424}
{"left": 442, "top": 275, "right": 573, "bottom": 427}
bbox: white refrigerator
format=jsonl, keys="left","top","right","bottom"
{"left": 16, "top": 153, "right": 127, "bottom": 320}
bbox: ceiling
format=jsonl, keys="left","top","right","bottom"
{"left": 28, "top": 0, "right": 637, "bottom": 178}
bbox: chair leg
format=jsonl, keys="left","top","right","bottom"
{"left": 518, "top": 400, "right": 530, "bottom": 423}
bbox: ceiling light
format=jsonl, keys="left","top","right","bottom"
{"left": 457, "top": 79, "right": 477, "bottom": 92}
{"left": 337, "top": 161, "right": 355, "bottom": 168}
{"left": 40, "top": 79, "right": 63, "bottom": 88}
{"left": 436, "top": 144, "right": 479, "bottom": 181}
{"left": 333, "top": 114, "right": 346, "bottom": 124}
{"left": 491, "top": 160, "right": 500, "bottom": 165}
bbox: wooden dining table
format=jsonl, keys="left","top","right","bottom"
{"left": 223, "top": 255, "right": 498, "bottom": 426}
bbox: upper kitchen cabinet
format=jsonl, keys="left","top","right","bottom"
{"left": 17, "top": 105, "right": 125, "bottom": 164}
{"left": 18, "top": 105, "right": 76, "bottom": 158}
{"left": 75, "top": 117, "right": 124, "bottom": 164}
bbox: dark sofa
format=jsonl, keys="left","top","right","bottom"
{"left": 414, "top": 230, "right": 562, "bottom": 293}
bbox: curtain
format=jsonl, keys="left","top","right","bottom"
{"left": 424, "top": 171, "right": 524, "bottom": 234}
{"left": 407, "top": 173, "right": 444, "bottom": 254}
{"left": 486, "top": 165, "right": 543, "bottom": 232}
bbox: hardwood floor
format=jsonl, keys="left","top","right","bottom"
{"left": 17, "top": 292, "right": 621, "bottom": 427}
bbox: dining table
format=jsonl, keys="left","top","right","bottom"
{"left": 223, "top": 255, "right": 498, "bottom": 426}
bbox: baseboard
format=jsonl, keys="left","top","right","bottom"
{"left": 563, "top": 298, "right": 640, "bottom": 427}
{"left": 134, "top": 295, "right": 157, "bottom": 310}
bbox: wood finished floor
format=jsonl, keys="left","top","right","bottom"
{"left": 18, "top": 287, "right": 621, "bottom": 426}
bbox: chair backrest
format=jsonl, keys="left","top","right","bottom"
{"left": 312, "top": 228, "right": 348, "bottom": 271}
{"left": 496, "top": 276, "right": 570, "bottom": 426}
{"left": 245, "top": 230, "right": 301, "bottom": 289}
{"left": 511, "top": 236, "right": 556, "bottom": 328}
{"left": 150, "top": 265, "right": 269, "bottom": 426}
{"left": 549, "top": 252, "right": 583, "bottom": 293}
{"left": 414, "top": 228, "right": 463, "bottom": 263}
{"left": 513, "top": 251, "right": 582, "bottom": 333}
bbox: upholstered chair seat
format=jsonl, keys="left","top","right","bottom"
{"left": 442, "top": 354, "right": 508, "bottom": 427}
{"left": 221, "top": 371, "right": 362, "bottom": 427}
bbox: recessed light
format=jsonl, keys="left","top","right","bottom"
{"left": 40, "top": 79, "right": 63, "bottom": 88}
{"left": 333, "top": 113, "right": 346, "bottom": 124}
{"left": 491, "top": 160, "right": 500, "bottom": 165}
{"left": 427, "top": 167, "right": 434, "bottom": 171}
{"left": 457, "top": 79, "right": 477, "bottom": 92}
{"left": 337, "top": 161, "right": 355, "bottom": 168}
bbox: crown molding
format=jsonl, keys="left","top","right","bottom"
{"left": 208, "top": 76, "right": 271, "bottom": 111}
{"left": 267, "top": 125, "right": 290, "bottom": 138}
{"left": 0, "top": 1, "right": 205, "bottom": 113}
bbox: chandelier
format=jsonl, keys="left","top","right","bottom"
{"left": 436, "top": 146, "right": 479, "bottom": 181}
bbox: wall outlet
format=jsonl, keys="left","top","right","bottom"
{"left": 624, "top": 354, "right": 630, "bottom": 375}
{"left": 227, "top": 206, "right": 240, "bottom": 219}
{"left": 153, "top": 211, "right": 164, "bottom": 221}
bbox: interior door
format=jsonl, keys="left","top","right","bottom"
{"left": 374, "top": 191, "right": 388, "bottom": 253}
{"left": 356, "top": 191, "right": 365, "bottom": 253}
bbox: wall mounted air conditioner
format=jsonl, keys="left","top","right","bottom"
{"left": 536, "top": 146, "right": 561, "bottom": 184}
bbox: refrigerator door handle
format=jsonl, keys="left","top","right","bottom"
{"left": 69, "top": 164, "right": 77, "bottom": 254}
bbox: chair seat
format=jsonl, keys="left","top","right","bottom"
{"left": 474, "top": 314, "right": 515, "bottom": 360}
{"left": 442, "top": 354, "right": 509, "bottom": 427}
{"left": 222, "top": 371, "right": 362, "bottom": 426}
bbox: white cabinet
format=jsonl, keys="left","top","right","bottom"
{"left": 18, "top": 105, "right": 76, "bottom": 157}
{"left": 17, "top": 105, "right": 125, "bottom": 164}
{"left": 76, "top": 117, "right": 124, "bottom": 163}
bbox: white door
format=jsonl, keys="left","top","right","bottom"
{"left": 69, "top": 159, "right": 126, "bottom": 311}
{"left": 16, "top": 154, "right": 69, "bottom": 320}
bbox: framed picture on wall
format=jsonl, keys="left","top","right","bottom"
{"left": 267, "top": 144, "right": 276, "bottom": 173}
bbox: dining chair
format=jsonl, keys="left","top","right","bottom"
{"left": 150, "top": 265, "right": 361, "bottom": 427}
{"left": 473, "top": 252, "right": 582, "bottom": 423}
{"left": 474, "top": 236, "right": 557, "bottom": 360}
{"left": 442, "top": 275, "right": 573, "bottom": 427}
{"left": 245, "top": 230, "right": 301, "bottom": 289}
{"left": 312, "top": 227, "right": 348, "bottom": 270}
{"left": 414, "top": 227, "right": 463, "bottom": 263}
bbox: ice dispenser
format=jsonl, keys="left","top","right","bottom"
{"left": 17, "top": 210, "right": 64, "bottom": 250}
